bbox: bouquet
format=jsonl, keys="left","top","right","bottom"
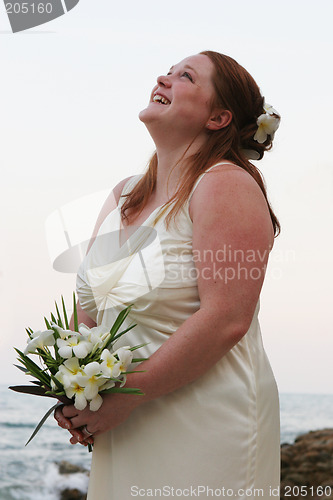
{"left": 9, "top": 294, "right": 146, "bottom": 449}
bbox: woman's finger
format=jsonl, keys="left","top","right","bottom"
{"left": 54, "top": 405, "right": 72, "bottom": 430}
{"left": 62, "top": 404, "right": 79, "bottom": 418}
{"left": 69, "top": 429, "right": 94, "bottom": 446}
{"left": 69, "top": 431, "right": 83, "bottom": 444}
{"left": 69, "top": 428, "right": 85, "bottom": 442}
{"left": 69, "top": 415, "right": 95, "bottom": 431}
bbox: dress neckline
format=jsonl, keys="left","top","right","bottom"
{"left": 117, "top": 175, "right": 166, "bottom": 248}
{"left": 117, "top": 204, "right": 164, "bottom": 248}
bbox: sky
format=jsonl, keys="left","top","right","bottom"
{"left": 0, "top": 0, "right": 332, "bottom": 396}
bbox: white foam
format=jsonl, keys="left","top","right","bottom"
{"left": 10, "top": 462, "right": 88, "bottom": 500}
{"left": 47, "top": 462, "right": 89, "bottom": 495}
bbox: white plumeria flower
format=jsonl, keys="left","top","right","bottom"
{"left": 50, "top": 378, "right": 58, "bottom": 391}
{"left": 89, "top": 393, "right": 104, "bottom": 411}
{"left": 24, "top": 329, "right": 55, "bottom": 355}
{"left": 100, "top": 349, "right": 121, "bottom": 378}
{"left": 78, "top": 324, "right": 109, "bottom": 342}
{"left": 54, "top": 358, "right": 85, "bottom": 388}
{"left": 64, "top": 379, "right": 88, "bottom": 411}
{"left": 79, "top": 362, "right": 106, "bottom": 400}
{"left": 119, "top": 374, "right": 127, "bottom": 388}
{"left": 263, "top": 103, "right": 280, "bottom": 116}
{"left": 254, "top": 113, "right": 280, "bottom": 143}
{"left": 113, "top": 347, "right": 133, "bottom": 373}
{"left": 56, "top": 334, "right": 93, "bottom": 359}
{"left": 78, "top": 324, "right": 110, "bottom": 354}
{"left": 99, "top": 379, "right": 116, "bottom": 391}
{"left": 51, "top": 323, "right": 75, "bottom": 340}
{"left": 73, "top": 362, "right": 106, "bottom": 411}
{"left": 254, "top": 102, "right": 281, "bottom": 144}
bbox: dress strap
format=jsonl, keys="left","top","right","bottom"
{"left": 188, "top": 161, "right": 237, "bottom": 203}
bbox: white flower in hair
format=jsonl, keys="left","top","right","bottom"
{"left": 254, "top": 102, "right": 281, "bottom": 144}
{"left": 264, "top": 103, "right": 279, "bottom": 116}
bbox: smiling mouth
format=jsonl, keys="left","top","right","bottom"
{"left": 153, "top": 94, "right": 171, "bottom": 105}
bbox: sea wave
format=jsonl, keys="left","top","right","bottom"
{"left": 0, "top": 422, "right": 37, "bottom": 429}
{"left": 1, "top": 461, "right": 89, "bottom": 500}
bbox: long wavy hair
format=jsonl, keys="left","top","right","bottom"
{"left": 120, "top": 51, "right": 281, "bottom": 236}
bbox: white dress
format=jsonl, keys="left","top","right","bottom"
{"left": 76, "top": 162, "right": 280, "bottom": 500}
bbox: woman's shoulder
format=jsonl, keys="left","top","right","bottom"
{"left": 189, "top": 162, "right": 261, "bottom": 210}
{"left": 189, "top": 162, "right": 274, "bottom": 244}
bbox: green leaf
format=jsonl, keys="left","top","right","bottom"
{"left": 44, "top": 317, "right": 52, "bottom": 330}
{"left": 25, "top": 401, "right": 63, "bottom": 446}
{"left": 14, "top": 364, "right": 29, "bottom": 373}
{"left": 109, "top": 323, "right": 136, "bottom": 344}
{"left": 55, "top": 301, "right": 64, "bottom": 329}
{"left": 49, "top": 373, "right": 63, "bottom": 391}
{"left": 50, "top": 313, "right": 57, "bottom": 325}
{"left": 45, "top": 390, "right": 65, "bottom": 396}
{"left": 62, "top": 296, "right": 69, "bottom": 330}
{"left": 129, "top": 343, "right": 149, "bottom": 352}
{"left": 100, "top": 387, "right": 144, "bottom": 395}
{"left": 73, "top": 292, "right": 78, "bottom": 332}
{"left": 122, "top": 370, "right": 146, "bottom": 374}
{"left": 9, "top": 384, "right": 53, "bottom": 397}
{"left": 8, "top": 384, "right": 71, "bottom": 404}
{"left": 15, "top": 348, "right": 45, "bottom": 373}
{"left": 25, "top": 328, "right": 33, "bottom": 339}
{"left": 14, "top": 350, "right": 50, "bottom": 387}
{"left": 108, "top": 305, "right": 133, "bottom": 342}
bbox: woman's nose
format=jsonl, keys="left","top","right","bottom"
{"left": 157, "top": 74, "right": 171, "bottom": 87}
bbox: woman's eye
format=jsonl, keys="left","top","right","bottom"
{"left": 182, "top": 71, "right": 194, "bottom": 82}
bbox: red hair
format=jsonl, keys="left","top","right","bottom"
{"left": 121, "top": 51, "right": 280, "bottom": 236}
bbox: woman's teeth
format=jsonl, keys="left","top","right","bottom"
{"left": 153, "top": 95, "right": 171, "bottom": 105}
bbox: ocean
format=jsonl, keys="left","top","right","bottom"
{"left": 1, "top": 385, "right": 333, "bottom": 500}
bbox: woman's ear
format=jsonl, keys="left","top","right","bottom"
{"left": 206, "top": 110, "right": 232, "bottom": 131}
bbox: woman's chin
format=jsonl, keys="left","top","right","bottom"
{"left": 138, "top": 105, "right": 157, "bottom": 123}
{"left": 139, "top": 101, "right": 168, "bottom": 124}
{"left": 138, "top": 108, "right": 147, "bottom": 123}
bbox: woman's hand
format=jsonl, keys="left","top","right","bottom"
{"left": 54, "top": 393, "right": 140, "bottom": 445}
{"left": 54, "top": 405, "right": 92, "bottom": 446}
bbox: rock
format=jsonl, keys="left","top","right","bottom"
{"left": 56, "top": 460, "right": 89, "bottom": 500}
{"left": 60, "top": 488, "right": 87, "bottom": 500}
{"left": 280, "top": 428, "right": 333, "bottom": 499}
{"left": 57, "top": 460, "right": 88, "bottom": 475}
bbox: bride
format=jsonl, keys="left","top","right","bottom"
{"left": 55, "top": 50, "right": 281, "bottom": 499}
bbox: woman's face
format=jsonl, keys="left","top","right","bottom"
{"left": 139, "top": 54, "right": 217, "bottom": 137}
